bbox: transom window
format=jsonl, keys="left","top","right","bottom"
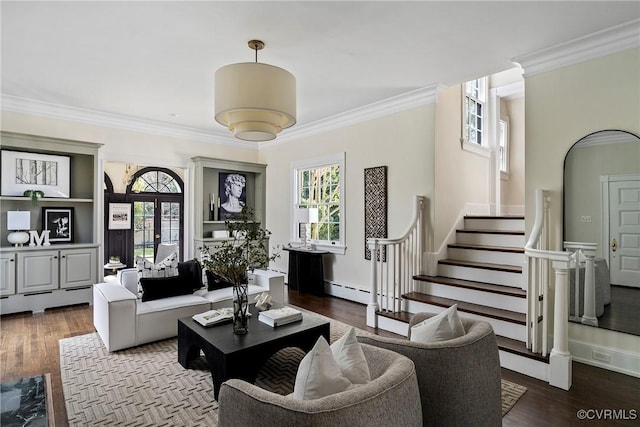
{"left": 292, "top": 153, "right": 346, "bottom": 254}
{"left": 130, "top": 170, "right": 182, "bottom": 193}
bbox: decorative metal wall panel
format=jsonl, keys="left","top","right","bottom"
{"left": 364, "top": 166, "right": 387, "bottom": 261}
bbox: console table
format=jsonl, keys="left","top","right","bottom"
{"left": 284, "top": 247, "right": 329, "bottom": 296}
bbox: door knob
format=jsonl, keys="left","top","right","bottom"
{"left": 155, "top": 234, "right": 160, "bottom": 239}
{"left": 611, "top": 238, "right": 617, "bottom": 252}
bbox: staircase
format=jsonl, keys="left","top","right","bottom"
{"left": 372, "top": 214, "right": 550, "bottom": 382}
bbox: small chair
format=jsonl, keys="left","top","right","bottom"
{"left": 217, "top": 343, "right": 423, "bottom": 427}
{"left": 357, "top": 313, "right": 502, "bottom": 427}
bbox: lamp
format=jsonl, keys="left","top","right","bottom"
{"left": 215, "top": 40, "right": 296, "bottom": 142}
{"left": 295, "top": 207, "right": 318, "bottom": 249}
{"left": 7, "top": 211, "right": 31, "bottom": 246}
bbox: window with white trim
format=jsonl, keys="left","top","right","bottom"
{"left": 498, "top": 117, "right": 510, "bottom": 177}
{"left": 291, "top": 153, "right": 345, "bottom": 254}
{"left": 462, "top": 77, "right": 487, "bottom": 147}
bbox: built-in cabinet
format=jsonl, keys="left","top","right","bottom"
{"left": 192, "top": 156, "right": 267, "bottom": 256}
{"left": 0, "top": 132, "right": 102, "bottom": 314}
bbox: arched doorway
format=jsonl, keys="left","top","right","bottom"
{"left": 127, "top": 167, "right": 184, "bottom": 262}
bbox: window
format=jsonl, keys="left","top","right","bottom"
{"left": 498, "top": 117, "right": 510, "bottom": 177}
{"left": 462, "top": 77, "right": 487, "bottom": 146}
{"left": 292, "top": 153, "right": 345, "bottom": 254}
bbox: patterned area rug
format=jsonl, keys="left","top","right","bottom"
{"left": 60, "top": 314, "right": 526, "bottom": 426}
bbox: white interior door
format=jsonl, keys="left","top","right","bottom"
{"left": 609, "top": 179, "right": 640, "bottom": 286}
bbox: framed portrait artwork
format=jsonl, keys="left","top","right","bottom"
{"left": 42, "top": 207, "right": 74, "bottom": 243}
{"left": 108, "top": 203, "right": 132, "bottom": 230}
{"left": 218, "top": 172, "right": 247, "bottom": 220}
{"left": 1, "top": 150, "right": 71, "bottom": 198}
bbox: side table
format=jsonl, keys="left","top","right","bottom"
{"left": 104, "top": 262, "right": 126, "bottom": 282}
{"left": 283, "top": 247, "right": 329, "bottom": 296}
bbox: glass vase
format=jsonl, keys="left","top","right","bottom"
{"left": 233, "top": 283, "right": 249, "bottom": 335}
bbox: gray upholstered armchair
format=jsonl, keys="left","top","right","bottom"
{"left": 217, "top": 343, "right": 423, "bottom": 427}
{"left": 357, "top": 313, "right": 502, "bottom": 427}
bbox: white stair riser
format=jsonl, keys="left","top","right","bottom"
{"left": 405, "top": 300, "right": 526, "bottom": 341}
{"left": 438, "top": 264, "right": 522, "bottom": 288}
{"left": 456, "top": 232, "right": 524, "bottom": 247}
{"left": 448, "top": 247, "right": 524, "bottom": 266}
{"left": 414, "top": 281, "right": 527, "bottom": 313}
{"left": 377, "top": 316, "right": 410, "bottom": 337}
{"left": 499, "top": 351, "right": 549, "bottom": 382}
{"left": 464, "top": 218, "right": 524, "bottom": 232}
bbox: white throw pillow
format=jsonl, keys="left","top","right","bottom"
{"left": 293, "top": 336, "right": 353, "bottom": 400}
{"left": 136, "top": 253, "right": 179, "bottom": 296}
{"left": 330, "top": 327, "right": 370, "bottom": 384}
{"left": 410, "top": 304, "right": 466, "bottom": 343}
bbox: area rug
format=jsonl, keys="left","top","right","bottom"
{"left": 1, "top": 373, "right": 53, "bottom": 427}
{"left": 60, "top": 315, "right": 526, "bottom": 426}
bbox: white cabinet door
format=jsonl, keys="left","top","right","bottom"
{"left": 16, "top": 250, "right": 59, "bottom": 293}
{"left": 60, "top": 247, "right": 97, "bottom": 289}
{"left": 0, "top": 253, "right": 16, "bottom": 296}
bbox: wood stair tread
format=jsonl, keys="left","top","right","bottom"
{"left": 457, "top": 229, "right": 525, "bottom": 235}
{"left": 448, "top": 243, "right": 524, "bottom": 253}
{"left": 464, "top": 215, "right": 525, "bottom": 220}
{"left": 376, "top": 310, "right": 548, "bottom": 363}
{"left": 439, "top": 259, "right": 522, "bottom": 273}
{"left": 413, "top": 275, "right": 527, "bottom": 298}
{"left": 403, "top": 292, "right": 526, "bottom": 324}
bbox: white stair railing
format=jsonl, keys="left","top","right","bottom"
{"left": 524, "top": 189, "right": 596, "bottom": 390}
{"left": 366, "top": 195, "right": 426, "bottom": 328}
{"left": 563, "top": 242, "right": 598, "bottom": 327}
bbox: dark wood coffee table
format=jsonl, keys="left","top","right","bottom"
{"left": 178, "top": 304, "right": 330, "bottom": 399}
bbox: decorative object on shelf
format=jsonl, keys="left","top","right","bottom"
{"left": 209, "top": 193, "right": 216, "bottom": 221}
{"left": 28, "top": 230, "right": 51, "bottom": 247}
{"left": 23, "top": 189, "right": 45, "bottom": 206}
{"left": 200, "top": 207, "right": 280, "bottom": 335}
{"left": 42, "top": 207, "right": 74, "bottom": 243}
{"left": 6, "top": 210, "right": 31, "bottom": 246}
{"left": 218, "top": 172, "right": 247, "bottom": 220}
{"left": 1, "top": 150, "right": 70, "bottom": 198}
{"left": 364, "top": 166, "right": 388, "bottom": 261}
{"left": 109, "top": 255, "right": 120, "bottom": 263}
{"left": 215, "top": 39, "right": 296, "bottom": 142}
{"left": 108, "top": 203, "right": 132, "bottom": 230}
{"left": 295, "top": 207, "right": 318, "bottom": 249}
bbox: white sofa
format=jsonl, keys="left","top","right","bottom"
{"left": 93, "top": 268, "right": 285, "bottom": 352}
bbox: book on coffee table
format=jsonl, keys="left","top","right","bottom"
{"left": 258, "top": 306, "right": 303, "bottom": 327}
{"left": 192, "top": 308, "right": 234, "bottom": 327}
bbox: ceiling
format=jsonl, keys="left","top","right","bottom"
{"left": 2, "top": 1, "right": 639, "bottom": 144}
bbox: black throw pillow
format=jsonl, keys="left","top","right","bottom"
{"left": 178, "top": 259, "right": 204, "bottom": 291}
{"left": 205, "top": 269, "right": 234, "bottom": 291}
{"left": 140, "top": 276, "right": 193, "bottom": 302}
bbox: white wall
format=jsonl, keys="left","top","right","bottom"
{"left": 258, "top": 104, "right": 436, "bottom": 290}
{"left": 525, "top": 47, "right": 640, "bottom": 355}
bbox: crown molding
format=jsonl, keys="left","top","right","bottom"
{"left": 266, "top": 84, "right": 440, "bottom": 146}
{"left": 3, "top": 84, "right": 439, "bottom": 150}
{"left": 575, "top": 130, "right": 639, "bottom": 148}
{"left": 496, "top": 80, "right": 524, "bottom": 100}
{"left": 0, "top": 94, "right": 252, "bottom": 148}
{"left": 513, "top": 19, "right": 640, "bottom": 77}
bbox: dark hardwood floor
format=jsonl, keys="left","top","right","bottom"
{"left": 597, "top": 285, "right": 640, "bottom": 336}
{"left": 1, "top": 290, "right": 639, "bottom": 426}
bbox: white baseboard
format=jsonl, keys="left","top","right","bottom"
{"left": 323, "top": 280, "right": 370, "bottom": 305}
{"left": 569, "top": 338, "right": 640, "bottom": 378}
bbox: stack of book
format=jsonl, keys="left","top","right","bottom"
{"left": 192, "top": 308, "right": 234, "bottom": 327}
{"left": 258, "top": 306, "right": 303, "bottom": 327}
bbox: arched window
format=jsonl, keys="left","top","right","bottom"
{"left": 127, "top": 167, "right": 184, "bottom": 262}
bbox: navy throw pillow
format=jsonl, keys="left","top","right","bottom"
{"left": 140, "top": 276, "right": 193, "bottom": 302}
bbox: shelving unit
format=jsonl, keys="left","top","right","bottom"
{"left": 192, "top": 156, "right": 267, "bottom": 255}
{"left": 0, "top": 131, "right": 102, "bottom": 314}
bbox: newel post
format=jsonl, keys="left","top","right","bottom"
{"left": 549, "top": 260, "right": 572, "bottom": 390}
{"left": 581, "top": 251, "right": 598, "bottom": 327}
{"left": 367, "top": 238, "right": 379, "bottom": 328}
